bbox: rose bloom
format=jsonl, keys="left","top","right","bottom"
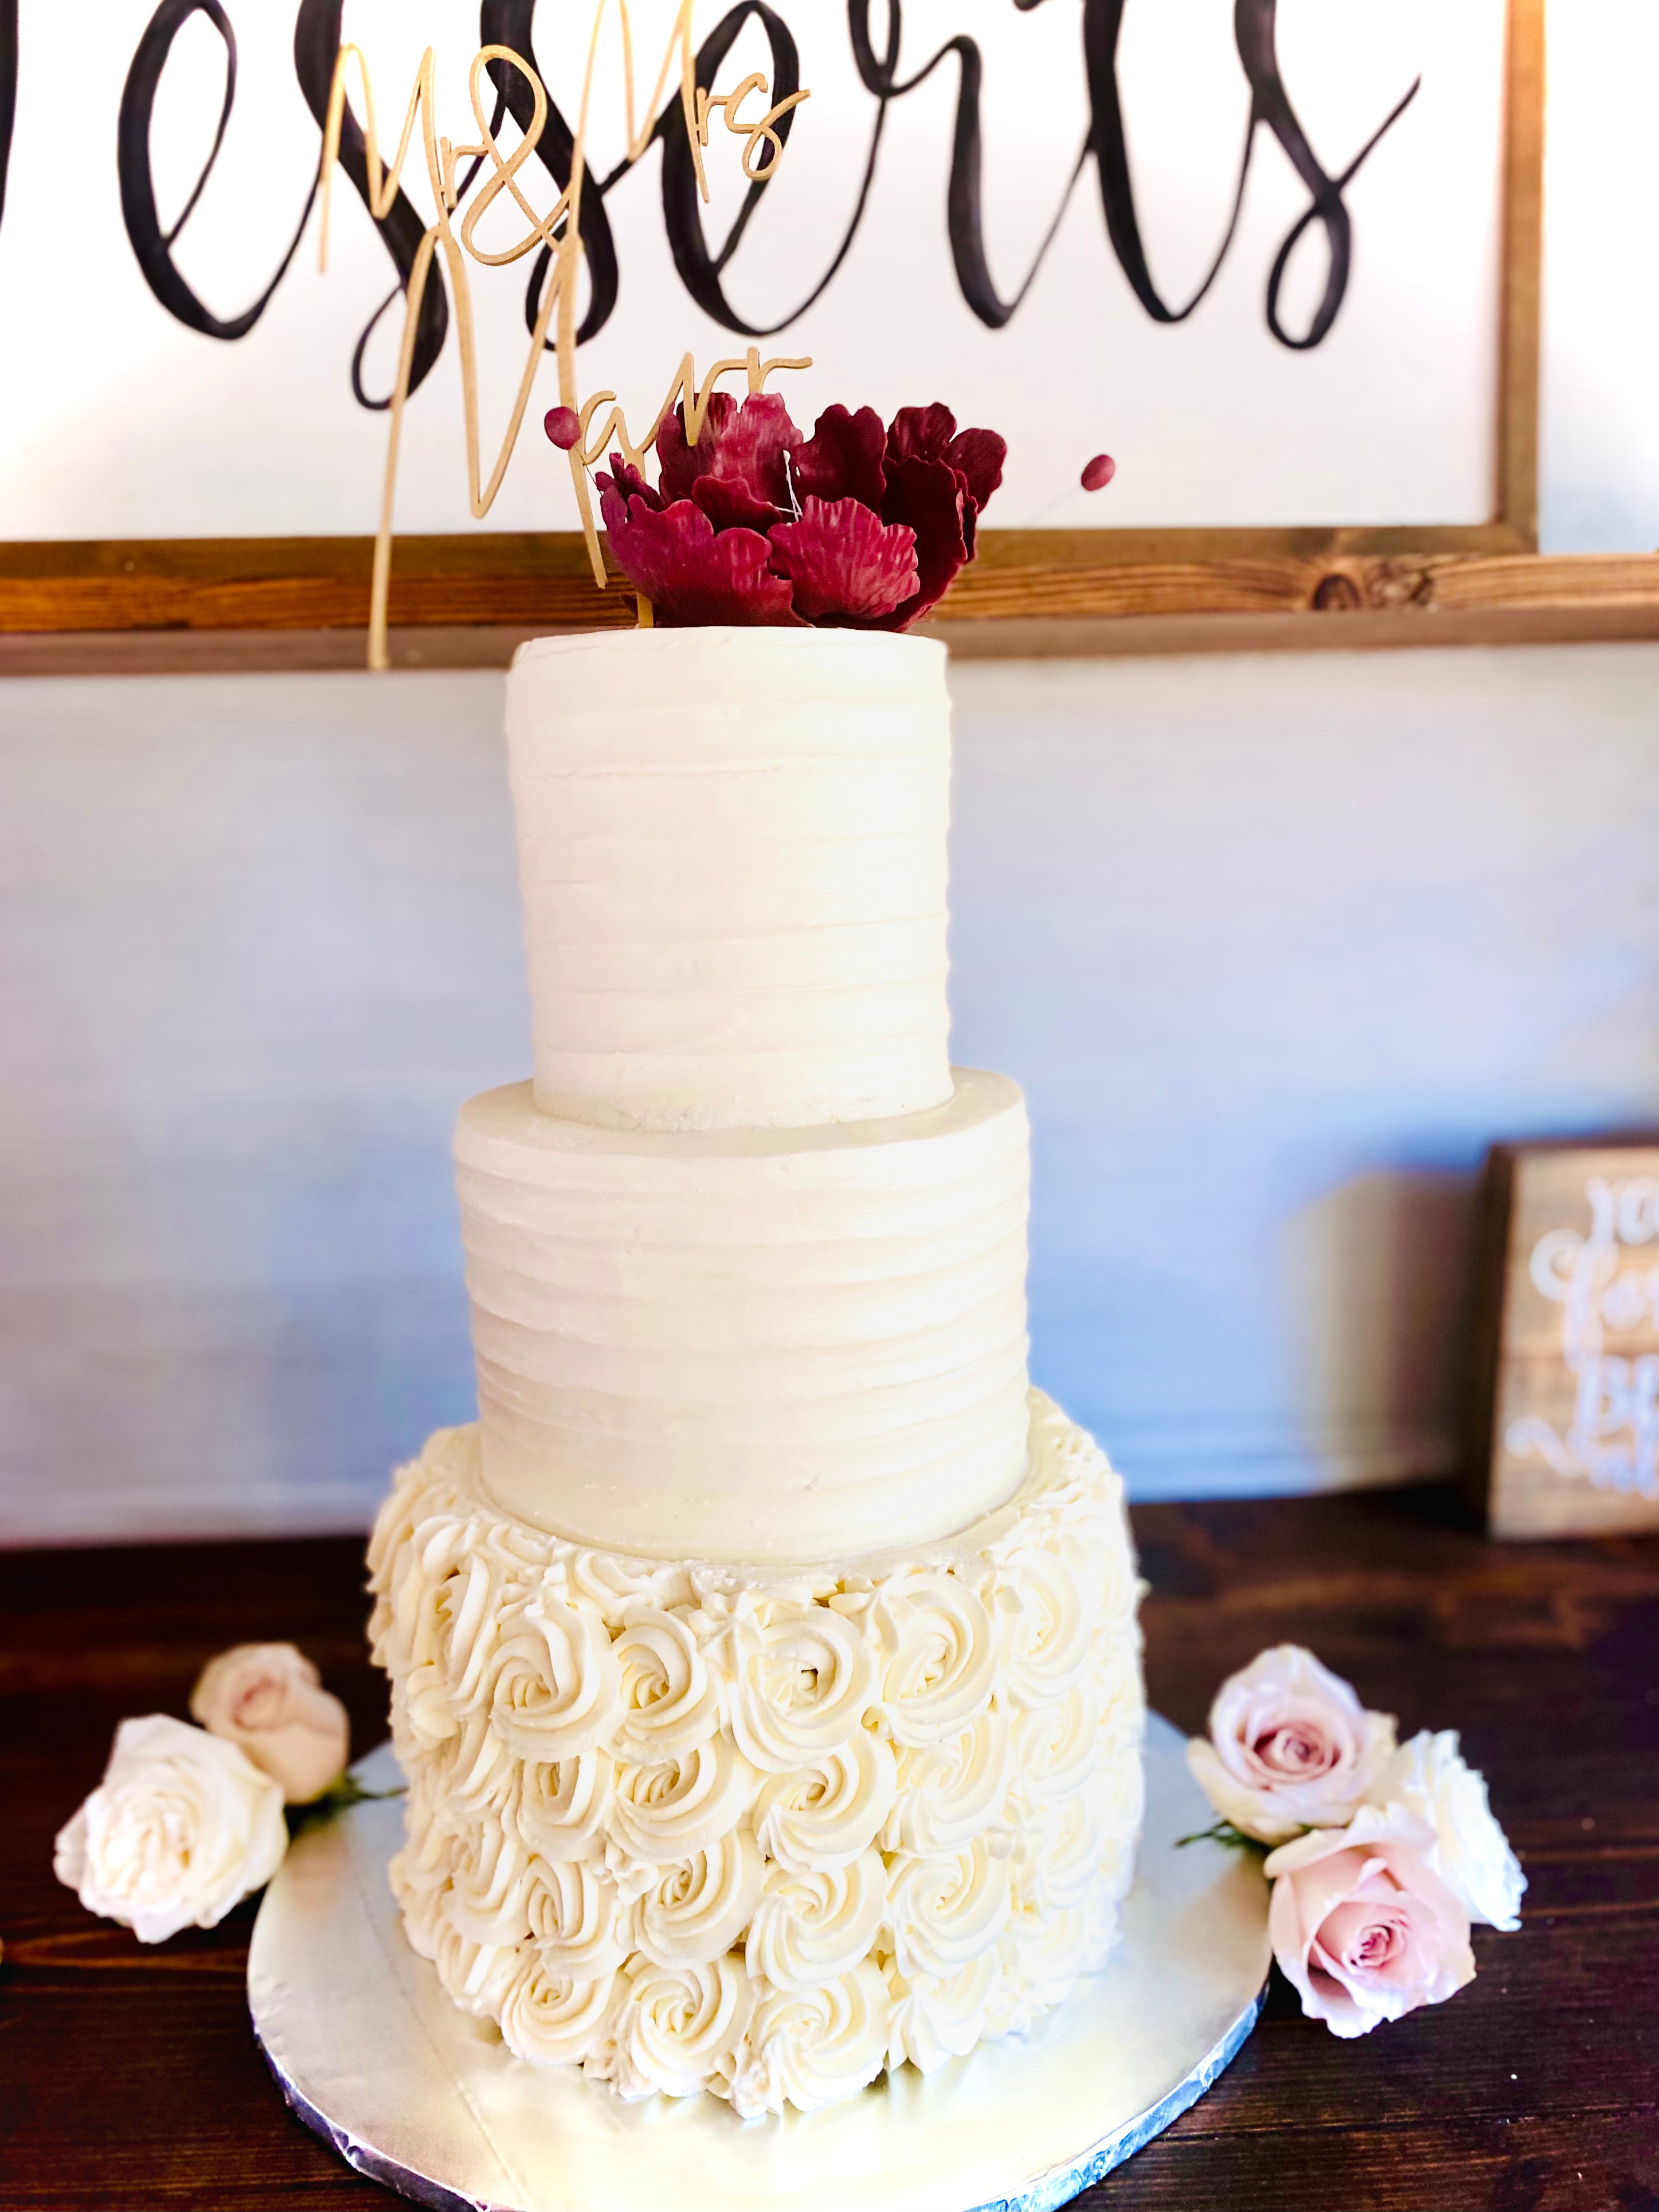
{"left": 1187, "top": 1645, "right": 1395, "bottom": 1844}
{"left": 54, "top": 1714, "right": 288, "bottom": 1943}
{"left": 191, "top": 1642, "right": 349, "bottom": 1804}
{"left": 1371, "top": 1729, "right": 1526, "bottom": 1932}
{"left": 1265, "top": 1802, "right": 1476, "bottom": 2037}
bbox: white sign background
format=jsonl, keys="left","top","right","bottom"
{"left": 0, "top": 0, "right": 1509, "bottom": 541}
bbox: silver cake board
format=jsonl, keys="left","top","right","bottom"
{"left": 248, "top": 1715, "right": 1270, "bottom": 2212}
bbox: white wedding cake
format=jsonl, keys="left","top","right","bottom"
{"left": 367, "top": 627, "right": 1145, "bottom": 2118}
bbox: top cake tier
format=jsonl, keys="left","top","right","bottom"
{"left": 506, "top": 628, "right": 953, "bottom": 1133}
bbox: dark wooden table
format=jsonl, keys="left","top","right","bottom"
{"left": 2, "top": 1486, "right": 1656, "bottom": 2211}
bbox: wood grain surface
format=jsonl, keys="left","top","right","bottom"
{"left": 3, "top": 596, "right": 1658, "bottom": 679}
{"left": 2, "top": 1491, "right": 1655, "bottom": 2211}
{"left": 4, "top": 538, "right": 1655, "bottom": 639}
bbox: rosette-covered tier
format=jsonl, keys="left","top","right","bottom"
{"left": 370, "top": 625, "right": 1145, "bottom": 2116}
{"left": 369, "top": 1392, "right": 1144, "bottom": 2117}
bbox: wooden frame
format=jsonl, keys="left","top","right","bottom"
{"left": 8, "top": 0, "right": 1654, "bottom": 647}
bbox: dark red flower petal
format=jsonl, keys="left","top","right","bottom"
{"left": 598, "top": 456, "right": 662, "bottom": 511}
{"left": 543, "top": 405, "right": 581, "bottom": 451}
{"left": 692, "top": 473, "right": 784, "bottom": 533}
{"left": 603, "top": 495, "right": 799, "bottom": 627}
{"left": 886, "top": 402, "right": 958, "bottom": 468}
{"left": 1081, "top": 452, "right": 1116, "bottom": 492}
{"left": 653, "top": 404, "right": 701, "bottom": 506}
{"left": 793, "top": 405, "right": 887, "bottom": 511}
{"left": 946, "top": 426, "right": 1006, "bottom": 512}
{"left": 768, "top": 497, "right": 919, "bottom": 624}
{"left": 880, "top": 454, "right": 969, "bottom": 628}
{"left": 655, "top": 391, "right": 802, "bottom": 516}
{"left": 596, "top": 475, "right": 629, "bottom": 537}
{"left": 695, "top": 389, "right": 801, "bottom": 506}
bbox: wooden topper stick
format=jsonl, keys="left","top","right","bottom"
{"left": 316, "top": 6, "right": 809, "bottom": 665}
{"left": 576, "top": 347, "right": 812, "bottom": 477}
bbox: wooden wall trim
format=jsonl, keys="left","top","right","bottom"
{"left": 1498, "top": 0, "right": 1545, "bottom": 546}
{"left": 2, "top": 581, "right": 1655, "bottom": 679}
{"left": 0, "top": 546, "right": 1652, "bottom": 645}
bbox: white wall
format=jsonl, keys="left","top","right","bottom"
{"left": 1540, "top": 0, "right": 1659, "bottom": 551}
{"left": 2, "top": 645, "right": 1655, "bottom": 1543}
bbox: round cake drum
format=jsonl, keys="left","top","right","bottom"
{"left": 248, "top": 1715, "right": 1270, "bottom": 2212}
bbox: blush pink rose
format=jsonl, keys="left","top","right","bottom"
{"left": 190, "top": 1642, "right": 349, "bottom": 1805}
{"left": 1186, "top": 1644, "right": 1395, "bottom": 1844}
{"left": 1265, "top": 1802, "right": 1476, "bottom": 2037}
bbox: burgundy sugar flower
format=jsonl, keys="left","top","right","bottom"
{"left": 770, "top": 498, "right": 918, "bottom": 624}
{"left": 594, "top": 490, "right": 797, "bottom": 627}
{"left": 587, "top": 393, "right": 1005, "bottom": 630}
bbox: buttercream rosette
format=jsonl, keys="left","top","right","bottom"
{"left": 370, "top": 1388, "right": 1145, "bottom": 2117}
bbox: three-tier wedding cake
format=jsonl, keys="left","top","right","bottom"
{"left": 367, "top": 626, "right": 1144, "bottom": 2118}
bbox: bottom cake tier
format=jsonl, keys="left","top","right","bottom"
{"left": 366, "top": 1388, "right": 1145, "bottom": 2120}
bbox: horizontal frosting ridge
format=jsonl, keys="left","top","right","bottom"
{"left": 506, "top": 629, "right": 953, "bottom": 1132}
{"left": 456, "top": 1070, "right": 1031, "bottom": 1560}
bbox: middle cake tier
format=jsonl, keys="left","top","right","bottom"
{"left": 457, "top": 1068, "right": 1031, "bottom": 1562}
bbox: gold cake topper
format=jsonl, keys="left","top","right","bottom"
{"left": 317, "top": 5, "right": 811, "bottom": 667}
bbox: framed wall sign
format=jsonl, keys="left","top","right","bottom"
{"left": 1466, "top": 1139, "right": 1659, "bottom": 1540}
{"left": 5, "top": 0, "right": 1642, "bottom": 643}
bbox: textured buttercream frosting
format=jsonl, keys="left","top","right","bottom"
{"left": 457, "top": 1067, "right": 1032, "bottom": 1562}
{"left": 367, "top": 1391, "right": 1145, "bottom": 2119}
{"left": 373, "top": 624, "right": 1148, "bottom": 2119}
{"left": 506, "top": 628, "right": 954, "bottom": 1133}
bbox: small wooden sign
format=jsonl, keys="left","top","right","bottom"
{"left": 1467, "top": 1140, "right": 1659, "bottom": 1538}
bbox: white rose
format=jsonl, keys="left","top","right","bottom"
{"left": 496, "top": 1953, "right": 616, "bottom": 2068}
{"left": 744, "top": 1851, "right": 887, "bottom": 1992}
{"left": 190, "top": 1642, "right": 349, "bottom": 1804}
{"left": 392, "top": 1521, "right": 538, "bottom": 1745}
{"left": 752, "top": 1731, "right": 897, "bottom": 1873}
{"left": 881, "top": 1706, "right": 1011, "bottom": 1855}
{"left": 511, "top": 1749, "right": 615, "bottom": 1863}
{"left": 389, "top": 1823, "right": 449, "bottom": 1959}
{"left": 567, "top": 1549, "right": 694, "bottom": 1630}
{"left": 727, "top": 1960, "right": 891, "bottom": 2117}
{"left": 487, "top": 1591, "right": 623, "bottom": 1763}
{"left": 985, "top": 1902, "right": 1087, "bottom": 2037}
{"left": 439, "top": 1816, "right": 531, "bottom": 1948}
{"left": 886, "top": 1948, "right": 999, "bottom": 2075}
{"left": 985, "top": 1548, "right": 1091, "bottom": 1709}
{"left": 522, "top": 1857, "right": 635, "bottom": 1980}
{"left": 1370, "top": 1730, "right": 1525, "bottom": 1932}
{"left": 422, "top": 1710, "right": 518, "bottom": 1827}
{"left": 428, "top": 1917, "right": 521, "bottom": 2020}
{"left": 1186, "top": 1645, "right": 1396, "bottom": 1845}
{"left": 1012, "top": 1684, "right": 1099, "bottom": 1803}
{"left": 636, "top": 1833, "right": 764, "bottom": 1969}
{"left": 590, "top": 1951, "right": 754, "bottom": 2101}
{"left": 1093, "top": 1742, "right": 1147, "bottom": 1904}
{"left": 1004, "top": 1788, "right": 1102, "bottom": 1916}
{"left": 54, "top": 1715, "right": 287, "bottom": 1943}
{"left": 724, "top": 1603, "right": 877, "bottom": 1773}
{"left": 366, "top": 1438, "right": 470, "bottom": 1655}
{"left": 859, "top": 1569, "right": 1000, "bottom": 1746}
{"left": 609, "top": 1737, "right": 756, "bottom": 1863}
{"left": 887, "top": 1839, "right": 1010, "bottom": 1980}
{"left": 1092, "top": 1627, "right": 1147, "bottom": 1753}
{"left": 610, "top": 1607, "right": 722, "bottom": 1763}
